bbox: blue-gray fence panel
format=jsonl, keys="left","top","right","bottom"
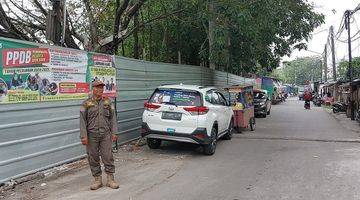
{"left": 0, "top": 100, "right": 84, "bottom": 183}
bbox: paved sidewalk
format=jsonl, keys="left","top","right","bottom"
{"left": 323, "top": 108, "right": 360, "bottom": 134}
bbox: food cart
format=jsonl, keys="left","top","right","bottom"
{"left": 224, "top": 85, "right": 255, "bottom": 132}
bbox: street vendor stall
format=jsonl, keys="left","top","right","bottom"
{"left": 225, "top": 85, "right": 256, "bottom": 132}
{"left": 351, "top": 79, "right": 360, "bottom": 120}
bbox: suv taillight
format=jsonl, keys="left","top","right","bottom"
{"left": 183, "top": 106, "right": 209, "bottom": 115}
{"left": 144, "top": 102, "right": 161, "bottom": 111}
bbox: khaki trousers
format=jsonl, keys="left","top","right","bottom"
{"left": 86, "top": 133, "right": 115, "bottom": 176}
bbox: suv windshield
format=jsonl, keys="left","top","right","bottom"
{"left": 149, "top": 89, "right": 202, "bottom": 106}
{"left": 254, "top": 92, "right": 266, "bottom": 99}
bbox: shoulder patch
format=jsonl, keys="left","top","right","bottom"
{"left": 83, "top": 99, "right": 95, "bottom": 108}
{"left": 103, "top": 97, "right": 111, "bottom": 106}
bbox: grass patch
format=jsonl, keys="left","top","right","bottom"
{"left": 322, "top": 105, "right": 332, "bottom": 111}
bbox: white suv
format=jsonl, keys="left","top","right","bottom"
{"left": 141, "top": 84, "right": 234, "bottom": 155}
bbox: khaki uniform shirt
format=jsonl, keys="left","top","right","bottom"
{"left": 80, "top": 97, "right": 118, "bottom": 139}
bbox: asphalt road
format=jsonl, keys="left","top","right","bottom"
{"left": 3, "top": 98, "right": 360, "bottom": 200}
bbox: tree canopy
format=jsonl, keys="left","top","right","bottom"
{"left": 274, "top": 57, "right": 323, "bottom": 85}
{"left": 337, "top": 57, "right": 360, "bottom": 81}
{"left": 0, "top": 0, "right": 324, "bottom": 74}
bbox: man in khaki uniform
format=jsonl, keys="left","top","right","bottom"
{"left": 80, "top": 80, "right": 119, "bottom": 190}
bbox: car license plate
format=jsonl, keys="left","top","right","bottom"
{"left": 162, "top": 112, "right": 182, "bottom": 121}
{"left": 167, "top": 128, "right": 175, "bottom": 134}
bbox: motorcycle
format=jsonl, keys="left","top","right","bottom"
{"left": 332, "top": 102, "right": 347, "bottom": 113}
{"left": 355, "top": 108, "right": 360, "bottom": 123}
{"left": 281, "top": 94, "right": 286, "bottom": 102}
{"left": 312, "top": 95, "right": 323, "bottom": 107}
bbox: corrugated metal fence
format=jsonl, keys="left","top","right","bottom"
{"left": 0, "top": 53, "right": 254, "bottom": 184}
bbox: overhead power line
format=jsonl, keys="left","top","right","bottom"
{"left": 335, "top": 13, "right": 346, "bottom": 38}
{"left": 323, "top": 2, "right": 360, "bottom": 85}
{"left": 353, "top": 3, "right": 360, "bottom": 13}
{"left": 303, "top": 49, "right": 323, "bottom": 55}
{"left": 311, "top": 28, "right": 328, "bottom": 36}
{"left": 335, "top": 16, "right": 360, "bottom": 43}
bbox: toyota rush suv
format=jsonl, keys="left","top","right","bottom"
{"left": 141, "top": 85, "right": 234, "bottom": 155}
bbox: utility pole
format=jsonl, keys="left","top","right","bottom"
{"left": 320, "top": 60, "right": 323, "bottom": 83}
{"left": 319, "top": 59, "right": 323, "bottom": 82}
{"left": 324, "top": 45, "right": 328, "bottom": 82}
{"left": 330, "top": 26, "right": 337, "bottom": 81}
{"left": 345, "top": 10, "right": 355, "bottom": 120}
{"left": 311, "top": 61, "right": 314, "bottom": 82}
{"left": 294, "top": 64, "right": 297, "bottom": 85}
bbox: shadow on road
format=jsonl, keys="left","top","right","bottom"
{"left": 150, "top": 141, "right": 204, "bottom": 156}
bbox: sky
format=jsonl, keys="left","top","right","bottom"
{"left": 283, "top": 0, "right": 360, "bottom": 63}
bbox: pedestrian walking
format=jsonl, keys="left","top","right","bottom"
{"left": 304, "top": 90, "right": 312, "bottom": 109}
{"left": 80, "top": 80, "right": 119, "bottom": 190}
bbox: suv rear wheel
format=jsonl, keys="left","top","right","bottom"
{"left": 147, "top": 138, "right": 162, "bottom": 149}
{"left": 203, "top": 127, "right": 217, "bottom": 155}
{"left": 250, "top": 117, "right": 256, "bottom": 131}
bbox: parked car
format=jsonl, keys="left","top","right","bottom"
{"left": 298, "top": 87, "right": 305, "bottom": 100}
{"left": 141, "top": 84, "right": 234, "bottom": 155}
{"left": 254, "top": 89, "right": 271, "bottom": 118}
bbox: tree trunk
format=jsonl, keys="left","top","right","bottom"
{"left": 122, "top": 41, "right": 125, "bottom": 56}
{"left": 83, "top": 0, "right": 98, "bottom": 50}
{"left": 227, "top": 27, "right": 231, "bottom": 74}
{"left": 177, "top": 0, "right": 181, "bottom": 64}
{"left": 208, "top": 0, "right": 216, "bottom": 70}
{"left": 112, "top": 0, "right": 122, "bottom": 54}
{"left": 133, "top": 11, "right": 140, "bottom": 59}
{"left": 178, "top": 51, "right": 181, "bottom": 64}
{"left": 147, "top": 5, "right": 153, "bottom": 61}
{"left": 52, "top": 0, "right": 62, "bottom": 45}
{"left": 162, "top": 26, "right": 169, "bottom": 62}
{"left": 140, "top": 8, "right": 146, "bottom": 59}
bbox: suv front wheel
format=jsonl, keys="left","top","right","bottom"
{"left": 147, "top": 138, "right": 162, "bottom": 149}
{"left": 223, "top": 119, "right": 233, "bottom": 140}
{"left": 203, "top": 127, "right": 217, "bottom": 155}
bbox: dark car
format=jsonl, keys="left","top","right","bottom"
{"left": 298, "top": 87, "right": 305, "bottom": 101}
{"left": 254, "top": 89, "right": 271, "bottom": 118}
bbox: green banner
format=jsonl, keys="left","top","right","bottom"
{"left": 88, "top": 53, "right": 117, "bottom": 98}
{"left": 0, "top": 37, "right": 117, "bottom": 104}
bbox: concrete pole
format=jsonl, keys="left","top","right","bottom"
{"left": 330, "top": 26, "right": 337, "bottom": 81}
